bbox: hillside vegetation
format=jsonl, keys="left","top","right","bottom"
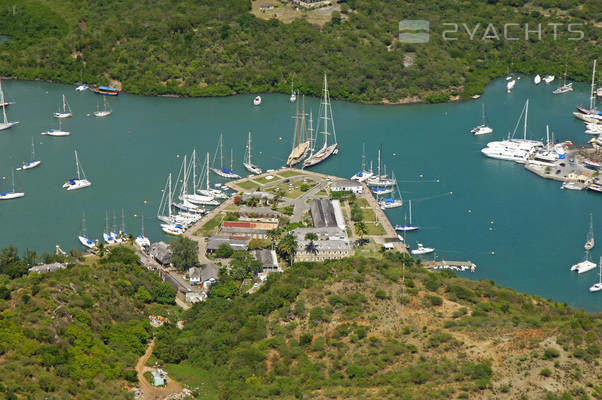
{"left": 0, "top": 246, "right": 177, "bottom": 399}
{"left": 0, "top": 0, "right": 600, "bottom": 102}
{"left": 157, "top": 253, "right": 601, "bottom": 399}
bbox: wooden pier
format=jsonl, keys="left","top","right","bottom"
{"left": 423, "top": 260, "right": 476, "bottom": 272}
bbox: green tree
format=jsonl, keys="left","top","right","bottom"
{"left": 304, "top": 232, "right": 318, "bottom": 254}
{"left": 136, "top": 286, "right": 153, "bottom": 304}
{"left": 277, "top": 233, "right": 298, "bottom": 265}
{"left": 215, "top": 243, "right": 234, "bottom": 258}
{"left": 354, "top": 221, "right": 367, "bottom": 240}
{"left": 169, "top": 237, "right": 199, "bottom": 271}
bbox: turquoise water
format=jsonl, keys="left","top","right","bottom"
{"left": 0, "top": 77, "right": 600, "bottom": 312}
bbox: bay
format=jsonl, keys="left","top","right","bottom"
{"left": 0, "top": 77, "right": 600, "bottom": 312}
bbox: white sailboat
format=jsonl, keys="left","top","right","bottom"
{"left": 506, "top": 79, "right": 516, "bottom": 93}
{"left": 590, "top": 257, "right": 602, "bottom": 293}
{"left": 157, "top": 173, "right": 194, "bottom": 234}
{"left": 534, "top": 74, "right": 541, "bottom": 85}
{"left": 378, "top": 171, "right": 403, "bottom": 209}
{"left": 395, "top": 200, "right": 419, "bottom": 231}
{"left": 351, "top": 143, "right": 373, "bottom": 182}
{"left": 367, "top": 146, "right": 396, "bottom": 187}
{"left": 0, "top": 77, "right": 14, "bottom": 107}
{"left": 553, "top": 67, "right": 573, "bottom": 94}
{"left": 303, "top": 74, "right": 339, "bottom": 168}
{"left": 93, "top": 97, "right": 112, "bottom": 117}
{"left": 411, "top": 243, "right": 435, "bottom": 255}
{"left": 103, "top": 211, "right": 116, "bottom": 244}
{"left": 0, "top": 79, "right": 18, "bottom": 131}
{"left": 41, "top": 118, "right": 71, "bottom": 136}
{"left": 290, "top": 80, "right": 297, "bottom": 103}
{"left": 135, "top": 213, "right": 151, "bottom": 249}
{"left": 63, "top": 150, "right": 91, "bottom": 190}
{"left": 197, "top": 152, "right": 228, "bottom": 198}
{"left": 584, "top": 213, "right": 595, "bottom": 250}
{"left": 543, "top": 75, "right": 555, "bottom": 84}
{"left": 571, "top": 249, "right": 596, "bottom": 274}
{"left": 18, "top": 137, "right": 41, "bottom": 170}
{"left": 0, "top": 170, "right": 25, "bottom": 200}
{"left": 471, "top": 104, "right": 493, "bottom": 135}
{"left": 585, "top": 122, "right": 602, "bottom": 135}
{"left": 243, "top": 132, "right": 263, "bottom": 174}
{"left": 54, "top": 94, "right": 73, "bottom": 118}
{"left": 78, "top": 212, "right": 97, "bottom": 249}
{"left": 211, "top": 135, "right": 240, "bottom": 179}
{"left": 182, "top": 150, "right": 218, "bottom": 206}
{"left": 287, "top": 96, "right": 310, "bottom": 167}
{"left": 575, "top": 60, "right": 599, "bottom": 117}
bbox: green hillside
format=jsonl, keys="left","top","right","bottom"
{"left": 0, "top": 0, "right": 600, "bottom": 102}
{"left": 156, "top": 253, "right": 602, "bottom": 399}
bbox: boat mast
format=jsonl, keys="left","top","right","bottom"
{"left": 1, "top": 81, "right": 7, "bottom": 124}
{"left": 590, "top": 60, "right": 597, "bottom": 111}
{"left": 219, "top": 134, "right": 224, "bottom": 169}
{"left": 293, "top": 99, "right": 300, "bottom": 151}
{"left": 377, "top": 146, "right": 382, "bottom": 179}
{"left": 105, "top": 211, "right": 109, "bottom": 233}
{"left": 247, "top": 132, "right": 252, "bottom": 165}
{"left": 307, "top": 110, "right": 314, "bottom": 157}
{"left": 481, "top": 104, "right": 486, "bottom": 125}
{"left": 409, "top": 199, "right": 413, "bottom": 225}
{"left": 206, "top": 152, "right": 210, "bottom": 190}
{"left": 62, "top": 95, "right": 66, "bottom": 113}
{"left": 141, "top": 213, "right": 146, "bottom": 236}
{"left": 168, "top": 173, "right": 173, "bottom": 219}
{"left": 121, "top": 208, "right": 126, "bottom": 233}
{"left": 361, "top": 143, "right": 366, "bottom": 172}
{"left": 31, "top": 137, "right": 35, "bottom": 160}
{"left": 301, "top": 95, "right": 306, "bottom": 144}
{"left": 75, "top": 151, "right": 81, "bottom": 180}
{"left": 191, "top": 149, "right": 197, "bottom": 194}
{"left": 321, "top": 73, "right": 329, "bottom": 150}
{"left": 524, "top": 99, "right": 529, "bottom": 140}
{"left": 11, "top": 169, "right": 15, "bottom": 192}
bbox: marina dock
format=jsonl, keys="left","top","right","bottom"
{"left": 423, "top": 260, "right": 476, "bottom": 272}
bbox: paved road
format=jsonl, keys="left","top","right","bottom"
{"left": 290, "top": 180, "right": 329, "bottom": 222}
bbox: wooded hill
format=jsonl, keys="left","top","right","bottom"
{"left": 0, "top": 0, "right": 600, "bottom": 103}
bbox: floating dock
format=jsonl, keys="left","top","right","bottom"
{"left": 423, "top": 260, "right": 476, "bottom": 272}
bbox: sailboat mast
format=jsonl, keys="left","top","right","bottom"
{"left": 524, "top": 99, "right": 529, "bottom": 140}
{"left": 11, "top": 169, "right": 15, "bottom": 192}
{"left": 121, "top": 208, "right": 125, "bottom": 233}
{"left": 377, "top": 146, "right": 382, "bottom": 178}
{"left": 141, "top": 213, "right": 146, "bottom": 236}
{"left": 322, "top": 74, "right": 329, "bottom": 149}
{"left": 590, "top": 60, "right": 597, "bottom": 111}
{"left": 31, "top": 137, "right": 35, "bottom": 160}
{"left": 247, "top": 132, "right": 252, "bottom": 164}
{"left": 182, "top": 154, "right": 188, "bottom": 196}
{"left": 294, "top": 99, "right": 300, "bottom": 149}
{"left": 361, "top": 143, "right": 366, "bottom": 171}
{"left": 62, "top": 95, "right": 66, "bottom": 113}
{"left": 75, "top": 151, "right": 81, "bottom": 180}
{"left": 1, "top": 81, "right": 7, "bottom": 124}
{"left": 168, "top": 173, "right": 173, "bottom": 218}
{"left": 409, "top": 200, "right": 413, "bottom": 225}
{"left": 308, "top": 110, "right": 314, "bottom": 156}
{"left": 301, "top": 95, "right": 306, "bottom": 143}
{"left": 219, "top": 134, "right": 224, "bottom": 169}
{"left": 206, "top": 152, "right": 210, "bottom": 190}
{"left": 192, "top": 149, "right": 197, "bottom": 193}
{"left": 230, "top": 148, "right": 234, "bottom": 172}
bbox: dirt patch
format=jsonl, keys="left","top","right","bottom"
{"left": 250, "top": 0, "right": 341, "bottom": 26}
{"left": 135, "top": 340, "right": 184, "bottom": 400}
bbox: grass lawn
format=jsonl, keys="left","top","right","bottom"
{"left": 235, "top": 180, "right": 260, "bottom": 190}
{"left": 355, "top": 198, "right": 369, "bottom": 207}
{"left": 316, "top": 189, "right": 328, "bottom": 196}
{"left": 194, "top": 213, "right": 223, "bottom": 236}
{"left": 361, "top": 208, "right": 377, "bottom": 222}
{"left": 165, "top": 362, "right": 219, "bottom": 400}
{"left": 364, "top": 222, "right": 386, "bottom": 235}
{"left": 278, "top": 170, "right": 306, "bottom": 178}
{"left": 254, "top": 175, "right": 278, "bottom": 185}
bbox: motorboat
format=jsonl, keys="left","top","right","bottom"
{"left": 534, "top": 74, "right": 541, "bottom": 85}
{"left": 506, "top": 79, "right": 516, "bottom": 92}
{"left": 411, "top": 243, "right": 435, "bottom": 255}
{"left": 543, "top": 75, "right": 555, "bottom": 84}
{"left": 481, "top": 146, "right": 529, "bottom": 163}
{"left": 253, "top": 96, "right": 262, "bottom": 106}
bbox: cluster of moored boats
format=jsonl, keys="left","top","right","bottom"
{"left": 570, "top": 214, "right": 602, "bottom": 293}
{"left": 76, "top": 209, "right": 151, "bottom": 252}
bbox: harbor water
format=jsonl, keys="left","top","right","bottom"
{"left": 0, "top": 77, "right": 600, "bottom": 312}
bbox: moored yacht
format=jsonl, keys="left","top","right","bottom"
{"left": 63, "top": 150, "right": 91, "bottom": 190}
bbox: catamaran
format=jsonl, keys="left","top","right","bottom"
{"left": 103, "top": 211, "right": 116, "bottom": 244}
{"left": 211, "top": 134, "right": 240, "bottom": 179}
{"left": 378, "top": 171, "right": 403, "bottom": 209}
{"left": 571, "top": 249, "right": 596, "bottom": 274}
{"left": 243, "top": 132, "right": 263, "bottom": 174}
{"left": 198, "top": 152, "right": 228, "bottom": 199}
{"left": 351, "top": 143, "right": 373, "bottom": 182}
{"left": 585, "top": 213, "right": 595, "bottom": 251}
{"left": 41, "top": 118, "right": 70, "bottom": 136}
{"left": 63, "top": 150, "right": 91, "bottom": 190}
{"left": 303, "top": 74, "right": 339, "bottom": 168}
{"left": 287, "top": 96, "right": 310, "bottom": 167}
{"left": 78, "top": 212, "right": 97, "bottom": 249}
{"left": 54, "top": 94, "right": 73, "bottom": 118}
{"left": 471, "top": 104, "right": 493, "bottom": 135}
{"left": 590, "top": 257, "right": 602, "bottom": 293}
{"left": 395, "top": 200, "right": 419, "bottom": 231}
{"left": 93, "top": 96, "right": 112, "bottom": 117}
{"left": 553, "top": 67, "right": 573, "bottom": 95}
{"left": 0, "top": 170, "right": 24, "bottom": 200}
{"left": 411, "top": 243, "right": 435, "bottom": 255}
{"left": 0, "top": 79, "right": 18, "bottom": 131}
{"left": 135, "top": 213, "right": 151, "bottom": 249}
{"left": 181, "top": 150, "right": 218, "bottom": 206}
{"left": 18, "top": 137, "right": 41, "bottom": 170}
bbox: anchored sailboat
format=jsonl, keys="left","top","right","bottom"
{"left": 211, "top": 134, "right": 240, "bottom": 179}
{"left": 590, "top": 257, "right": 602, "bottom": 293}
{"left": 574, "top": 60, "right": 601, "bottom": 121}
{"left": 0, "top": 79, "right": 18, "bottom": 131}
{"left": 18, "top": 137, "right": 41, "bottom": 170}
{"left": 198, "top": 152, "right": 228, "bottom": 199}
{"left": 290, "top": 80, "right": 297, "bottom": 103}
{"left": 63, "top": 150, "right": 91, "bottom": 190}
{"left": 553, "top": 66, "right": 573, "bottom": 95}
{"left": 367, "top": 146, "right": 396, "bottom": 187}
{"left": 182, "top": 150, "right": 218, "bottom": 206}
{"left": 54, "top": 94, "right": 73, "bottom": 118}
{"left": 135, "top": 213, "right": 151, "bottom": 250}
{"left": 287, "top": 96, "right": 310, "bottom": 167}
{"left": 395, "top": 200, "right": 419, "bottom": 231}
{"left": 303, "top": 74, "right": 339, "bottom": 168}
{"left": 93, "top": 96, "right": 112, "bottom": 117}
{"left": 471, "top": 104, "right": 493, "bottom": 135}
{"left": 42, "top": 118, "right": 70, "bottom": 136}
{"left": 103, "top": 211, "right": 116, "bottom": 244}
{"left": 78, "top": 212, "right": 97, "bottom": 249}
{"left": 379, "top": 171, "right": 403, "bottom": 209}
{"left": 585, "top": 213, "right": 595, "bottom": 251}
{"left": 244, "top": 132, "right": 262, "bottom": 174}
{"left": 351, "top": 143, "right": 373, "bottom": 182}
{"left": 0, "top": 170, "right": 25, "bottom": 200}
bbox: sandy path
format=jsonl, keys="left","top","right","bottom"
{"left": 135, "top": 339, "right": 183, "bottom": 400}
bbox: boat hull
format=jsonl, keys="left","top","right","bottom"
{"left": 303, "top": 144, "right": 338, "bottom": 168}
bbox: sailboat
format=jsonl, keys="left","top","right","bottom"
{"left": 395, "top": 200, "right": 419, "bottom": 231}
{"left": 571, "top": 249, "right": 596, "bottom": 274}
{"left": 0, "top": 79, "right": 18, "bottom": 131}
{"left": 0, "top": 77, "right": 14, "bottom": 107}
{"left": 182, "top": 150, "right": 218, "bottom": 206}
{"left": 290, "top": 80, "right": 297, "bottom": 103}
{"left": 574, "top": 60, "right": 601, "bottom": 120}
{"left": 197, "top": 152, "right": 228, "bottom": 199}
{"left": 41, "top": 118, "right": 70, "bottom": 136}
{"left": 553, "top": 66, "right": 573, "bottom": 94}
{"left": 585, "top": 213, "right": 595, "bottom": 250}
{"left": 0, "top": 170, "right": 25, "bottom": 200}
{"left": 367, "top": 146, "right": 396, "bottom": 187}
{"left": 18, "top": 137, "right": 41, "bottom": 170}
{"left": 287, "top": 96, "right": 310, "bottom": 167}
{"left": 63, "top": 150, "right": 92, "bottom": 190}
{"left": 590, "top": 257, "right": 602, "bottom": 293}
{"left": 243, "top": 132, "right": 263, "bottom": 174}
{"left": 211, "top": 134, "right": 240, "bottom": 179}
{"left": 351, "top": 143, "right": 373, "bottom": 182}
{"left": 103, "top": 211, "right": 116, "bottom": 244}
{"left": 118, "top": 208, "right": 128, "bottom": 240}
{"left": 506, "top": 79, "right": 516, "bottom": 92}
{"left": 78, "top": 212, "right": 97, "bottom": 249}
{"left": 471, "top": 104, "right": 493, "bottom": 135}
{"left": 303, "top": 74, "right": 339, "bottom": 168}
{"left": 93, "top": 96, "right": 112, "bottom": 117}
{"left": 378, "top": 171, "right": 403, "bottom": 209}
{"left": 543, "top": 74, "right": 555, "bottom": 84}
{"left": 534, "top": 74, "right": 541, "bottom": 85}
{"left": 54, "top": 94, "right": 73, "bottom": 118}
{"left": 135, "top": 213, "right": 151, "bottom": 250}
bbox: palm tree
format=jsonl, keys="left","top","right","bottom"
{"left": 304, "top": 232, "right": 318, "bottom": 254}
{"left": 354, "top": 221, "right": 367, "bottom": 245}
{"left": 277, "top": 233, "right": 298, "bottom": 266}
{"left": 266, "top": 228, "right": 281, "bottom": 249}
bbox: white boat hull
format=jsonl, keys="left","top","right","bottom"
{"left": 0, "top": 121, "right": 19, "bottom": 131}
{"left": 22, "top": 160, "right": 41, "bottom": 170}
{"left": 93, "top": 111, "right": 112, "bottom": 117}
{"left": 471, "top": 125, "right": 493, "bottom": 135}
{"left": 244, "top": 163, "right": 263, "bottom": 175}
{"left": 0, "top": 191, "right": 25, "bottom": 200}
{"left": 54, "top": 112, "right": 72, "bottom": 118}
{"left": 79, "top": 235, "right": 96, "bottom": 249}
{"left": 303, "top": 144, "right": 338, "bottom": 168}
{"left": 63, "top": 179, "right": 91, "bottom": 190}
{"left": 571, "top": 260, "right": 596, "bottom": 274}
{"left": 590, "top": 283, "right": 602, "bottom": 292}
{"left": 42, "top": 129, "right": 71, "bottom": 137}
{"left": 211, "top": 168, "right": 240, "bottom": 179}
